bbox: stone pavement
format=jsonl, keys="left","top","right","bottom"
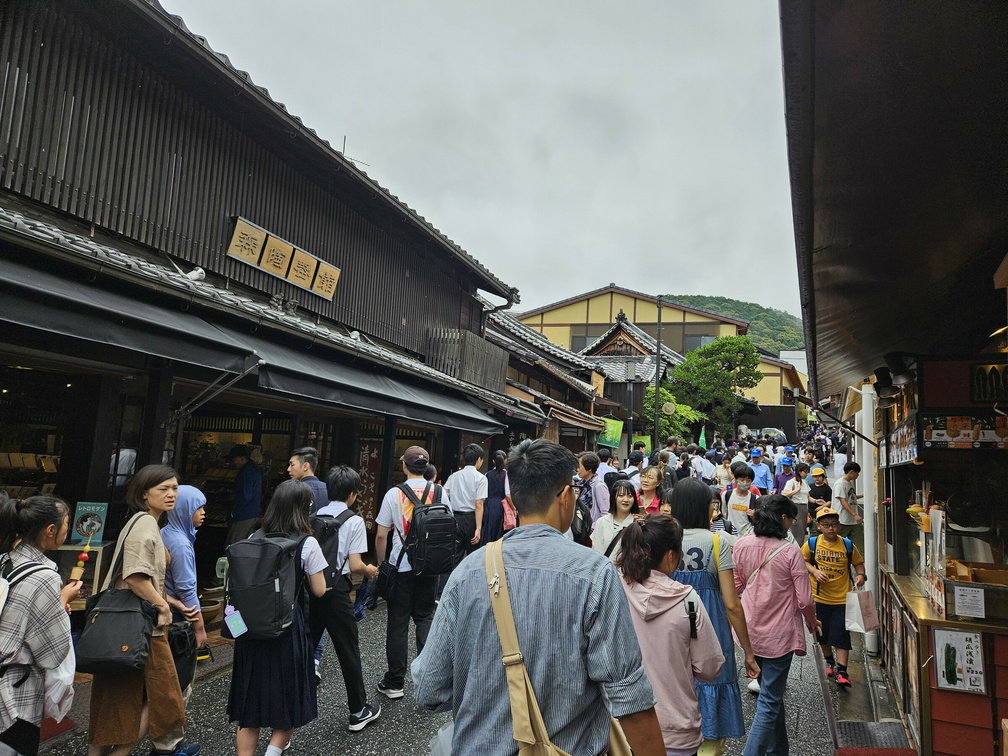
{"left": 42, "top": 600, "right": 863, "bottom": 756}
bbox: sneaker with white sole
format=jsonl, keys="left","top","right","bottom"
{"left": 747, "top": 678, "right": 761, "bottom": 694}
{"left": 377, "top": 680, "right": 404, "bottom": 699}
{"left": 348, "top": 702, "right": 381, "bottom": 731}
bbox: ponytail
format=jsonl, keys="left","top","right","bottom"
{"left": 616, "top": 513, "right": 683, "bottom": 584}
{"left": 493, "top": 450, "right": 506, "bottom": 473}
{"left": 0, "top": 491, "right": 69, "bottom": 553}
{"left": 657, "top": 451, "right": 670, "bottom": 481}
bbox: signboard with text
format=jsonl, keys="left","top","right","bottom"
{"left": 226, "top": 217, "right": 341, "bottom": 300}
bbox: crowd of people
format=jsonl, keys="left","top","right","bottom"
{"left": 0, "top": 426, "right": 867, "bottom": 756}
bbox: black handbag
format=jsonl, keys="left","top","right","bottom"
{"left": 75, "top": 516, "right": 159, "bottom": 675}
{"left": 167, "top": 621, "right": 197, "bottom": 690}
{"left": 375, "top": 559, "right": 398, "bottom": 602}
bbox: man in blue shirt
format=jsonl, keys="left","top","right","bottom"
{"left": 287, "top": 446, "right": 328, "bottom": 514}
{"left": 412, "top": 439, "right": 663, "bottom": 755}
{"left": 225, "top": 444, "right": 261, "bottom": 545}
{"left": 748, "top": 447, "right": 774, "bottom": 495}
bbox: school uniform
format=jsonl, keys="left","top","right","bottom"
{"left": 227, "top": 533, "right": 327, "bottom": 730}
{"left": 308, "top": 501, "right": 369, "bottom": 714}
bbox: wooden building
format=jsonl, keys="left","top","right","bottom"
{"left": 0, "top": 0, "right": 528, "bottom": 568}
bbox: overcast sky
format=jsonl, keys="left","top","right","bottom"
{"left": 161, "top": 1, "right": 800, "bottom": 317}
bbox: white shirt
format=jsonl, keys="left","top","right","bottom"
{"left": 783, "top": 477, "right": 810, "bottom": 505}
{"left": 624, "top": 465, "right": 643, "bottom": 492}
{"left": 444, "top": 466, "right": 488, "bottom": 513}
{"left": 596, "top": 462, "right": 616, "bottom": 480}
{"left": 300, "top": 537, "right": 328, "bottom": 576}
{"left": 315, "top": 501, "right": 367, "bottom": 576}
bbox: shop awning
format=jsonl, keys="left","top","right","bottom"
{"left": 241, "top": 336, "right": 505, "bottom": 435}
{"left": 0, "top": 256, "right": 253, "bottom": 373}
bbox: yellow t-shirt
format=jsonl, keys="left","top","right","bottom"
{"left": 801, "top": 536, "right": 864, "bottom": 606}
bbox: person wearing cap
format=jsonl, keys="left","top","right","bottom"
{"left": 225, "top": 444, "right": 262, "bottom": 545}
{"left": 807, "top": 465, "right": 832, "bottom": 536}
{"left": 747, "top": 448, "right": 773, "bottom": 496}
{"left": 801, "top": 508, "right": 866, "bottom": 687}
{"left": 772, "top": 457, "right": 795, "bottom": 495}
{"left": 374, "top": 445, "right": 440, "bottom": 700}
{"left": 444, "top": 444, "right": 487, "bottom": 559}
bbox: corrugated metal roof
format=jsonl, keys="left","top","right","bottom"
{"left": 0, "top": 201, "right": 523, "bottom": 412}
{"left": 131, "top": 0, "right": 516, "bottom": 302}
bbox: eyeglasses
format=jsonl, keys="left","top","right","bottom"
{"left": 818, "top": 521, "right": 840, "bottom": 529}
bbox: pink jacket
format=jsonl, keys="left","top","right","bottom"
{"left": 622, "top": 571, "right": 724, "bottom": 752}
{"left": 732, "top": 535, "right": 817, "bottom": 658}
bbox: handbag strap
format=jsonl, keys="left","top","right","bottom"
{"left": 100, "top": 513, "right": 148, "bottom": 591}
{"left": 711, "top": 531, "right": 720, "bottom": 574}
{"left": 485, "top": 540, "right": 561, "bottom": 750}
{"left": 745, "top": 542, "right": 789, "bottom": 589}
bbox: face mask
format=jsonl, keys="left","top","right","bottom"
{"left": 736, "top": 481, "right": 751, "bottom": 492}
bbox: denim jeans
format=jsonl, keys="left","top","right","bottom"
{"left": 743, "top": 651, "right": 794, "bottom": 756}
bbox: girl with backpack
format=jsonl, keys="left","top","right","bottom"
{"left": 670, "top": 479, "right": 760, "bottom": 756}
{"left": 0, "top": 493, "right": 80, "bottom": 756}
{"left": 228, "top": 479, "right": 328, "bottom": 756}
{"left": 618, "top": 514, "right": 725, "bottom": 756}
{"left": 590, "top": 479, "right": 639, "bottom": 562}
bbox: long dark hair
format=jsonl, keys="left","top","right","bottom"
{"left": 492, "top": 450, "right": 506, "bottom": 474}
{"left": 617, "top": 514, "right": 683, "bottom": 584}
{"left": 609, "top": 479, "right": 640, "bottom": 515}
{"left": 261, "top": 479, "right": 313, "bottom": 535}
{"left": 0, "top": 491, "right": 69, "bottom": 553}
{"left": 126, "top": 464, "right": 178, "bottom": 514}
{"left": 752, "top": 494, "right": 796, "bottom": 539}
{"left": 670, "top": 478, "right": 714, "bottom": 530}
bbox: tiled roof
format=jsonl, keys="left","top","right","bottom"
{"left": 585, "top": 355, "right": 665, "bottom": 384}
{"left": 487, "top": 310, "right": 593, "bottom": 371}
{"left": 0, "top": 202, "right": 530, "bottom": 413}
{"left": 486, "top": 327, "right": 597, "bottom": 397}
{"left": 505, "top": 381, "right": 603, "bottom": 430}
{"left": 134, "top": 0, "right": 516, "bottom": 302}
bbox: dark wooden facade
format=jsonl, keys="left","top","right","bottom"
{"left": 0, "top": 0, "right": 510, "bottom": 359}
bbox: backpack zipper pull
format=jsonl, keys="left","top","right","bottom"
{"left": 489, "top": 571, "right": 500, "bottom": 596}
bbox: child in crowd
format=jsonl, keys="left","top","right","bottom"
{"left": 619, "top": 514, "right": 724, "bottom": 756}
{"left": 802, "top": 508, "right": 867, "bottom": 687}
{"left": 309, "top": 466, "right": 381, "bottom": 732}
{"left": 228, "top": 480, "right": 328, "bottom": 756}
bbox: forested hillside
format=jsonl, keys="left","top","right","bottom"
{"left": 667, "top": 295, "right": 804, "bottom": 355}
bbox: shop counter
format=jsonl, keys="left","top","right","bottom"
{"left": 882, "top": 566, "right": 1008, "bottom": 755}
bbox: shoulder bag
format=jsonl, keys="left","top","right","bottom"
{"left": 75, "top": 514, "right": 159, "bottom": 675}
{"left": 485, "top": 540, "right": 632, "bottom": 756}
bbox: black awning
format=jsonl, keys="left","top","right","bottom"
{"left": 243, "top": 337, "right": 505, "bottom": 436}
{"left": 0, "top": 256, "right": 252, "bottom": 373}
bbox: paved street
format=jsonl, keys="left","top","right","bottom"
{"left": 42, "top": 597, "right": 851, "bottom": 756}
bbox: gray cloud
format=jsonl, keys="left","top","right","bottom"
{"left": 162, "top": 0, "right": 800, "bottom": 316}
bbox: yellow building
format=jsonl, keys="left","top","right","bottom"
{"left": 518, "top": 284, "right": 807, "bottom": 416}
{"left": 517, "top": 284, "right": 748, "bottom": 353}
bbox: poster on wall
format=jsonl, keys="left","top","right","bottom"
{"left": 597, "top": 418, "right": 623, "bottom": 448}
{"left": 886, "top": 415, "right": 918, "bottom": 466}
{"left": 70, "top": 501, "right": 107, "bottom": 544}
{"left": 934, "top": 628, "right": 986, "bottom": 693}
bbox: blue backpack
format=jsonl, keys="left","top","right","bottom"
{"left": 808, "top": 535, "right": 854, "bottom": 592}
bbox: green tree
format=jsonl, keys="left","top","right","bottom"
{"left": 642, "top": 385, "right": 706, "bottom": 441}
{"left": 669, "top": 335, "right": 763, "bottom": 440}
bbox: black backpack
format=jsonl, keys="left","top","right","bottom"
{"left": 310, "top": 509, "right": 356, "bottom": 591}
{"left": 571, "top": 490, "right": 592, "bottom": 546}
{"left": 225, "top": 531, "right": 308, "bottom": 639}
{"left": 397, "top": 482, "right": 457, "bottom": 576}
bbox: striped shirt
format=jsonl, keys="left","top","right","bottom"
{"left": 412, "top": 524, "right": 655, "bottom": 755}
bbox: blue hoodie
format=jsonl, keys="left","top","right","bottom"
{"left": 162, "top": 484, "right": 205, "bottom": 616}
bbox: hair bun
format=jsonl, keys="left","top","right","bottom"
{"left": 16, "top": 499, "right": 28, "bottom": 510}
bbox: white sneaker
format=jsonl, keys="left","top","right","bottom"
{"left": 747, "top": 678, "right": 761, "bottom": 694}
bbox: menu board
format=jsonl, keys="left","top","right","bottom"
{"left": 934, "top": 628, "right": 986, "bottom": 693}
{"left": 920, "top": 412, "right": 1008, "bottom": 449}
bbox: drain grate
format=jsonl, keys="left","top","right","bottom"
{"left": 836, "top": 720, "right": 910, "bottom": 748}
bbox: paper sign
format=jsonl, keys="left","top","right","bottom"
{"left": 934, "top": 628, "right": 986, "bottom": 693}
{"left": 954, "top": 585, "right": 985, "bottom": 618}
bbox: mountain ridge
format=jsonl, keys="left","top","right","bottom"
{"left": 666, "top": 294, "right": 805, "bottom": 356}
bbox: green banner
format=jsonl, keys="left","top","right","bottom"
{"left": 597, "top": 418, "right": 623, "bottom": 448}
{"left": 632, "top": 435, "right": 652, "bottom": 455}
